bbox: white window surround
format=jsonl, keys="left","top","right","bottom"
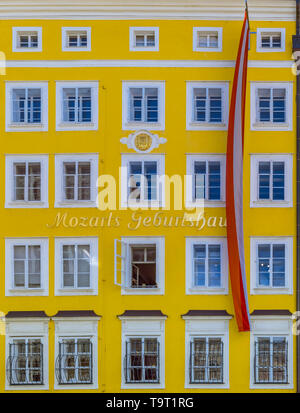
{"left": 120, "top": 154, "right": 165, "bottom": 208}
{"left": 62, "top": 27, "right": 91, "bottom": 52}
{"left": 119, "top": 316, "right": 166, "bottom": 389}
{"left": 250, "top": 315, "right": 293, "bottom": 389}
{"left": 55, "top": 81, "right": 98, "bottom": 131}
{"left": 5, "top": 238, "right": 49, "bottom": 297}
{"left": 185, "top": 237, "right": 228, "bottom": 295}
{"left": 54, "top": 153, "right": 98, "bottom": 208}
{"left": 5, "top": 154, "right": 48, "bottom": 209}
{"left": 256, "top": 28, "right": 286, "bottom": 53}
{"left": 53, "top": 317, "right": 100, "bottom": 390}
{"left": 186, "top": 82, "right": 229, "bottom": 130}
{"left": 250, "top": 82, "right": 293, "bottom": 131}
{"left": 122, "top": 81, "right": 165, "bottom": 131}
{"left": 185, "top": 154, "right": 226, "bottom": 208}
{"left": 250, "top": 236, "right": 293, "bottom": 295}
{"left": 5, "top": 318, "right": 49, "bottom": 391}
{"left": 54, "top": 237, "right": 98, "bottom": 296}
{"left": 5, "top": 82, "right": 48, "bottom": 132}
{"left": 193, "top": 27, "right": 223, "bottom": 52}
{"left": 118, "top": 236, "right": 165, "bottom": 295}
{"left": 182, "top": 315, "right": 231, "bottom": 389}
{"left": 129, "top": 27, "right": 159, "bottom": 51}
{"left": 250, "top": 154, "right": 293, "bottom": 208}
{"left": 12, "top": 27, "right": 42, "bottom": 52}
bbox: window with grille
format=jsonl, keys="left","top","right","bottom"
{"left": 130, "top": 244, "right": 157, "bottom": 288}
{"left": 125, "top": 338, "right": 160, "bottom": 383}
{"left": 12, "top": 88, "right": 41, "bottom": 124}
{"left": 193, "top": 243, "right": 222, "bottom": 288}
{"left": 135, "top": 31, "right": 155, "bottom": 48}
{"left": 254, "top": 337, "right": 288, "bottom": 384}
{"left": 17, "top": 31, "right": 38, "bottom": 48}
{"left": 257, "top": 88, "right": 286, "bottom": 123}
{"left": 56, "top": 338, "right": 92, "bottom": 384}
{"left": 189, "top": 337, "right": 223, "bottom": 384}
{"left": 193, "top": 88, "right": 222, "bottom": 123}
{"left": 257, "top": 242, "right": 286, "bottom": 288}
{"left": 62, "top": 88, "right": 92, "bottom": 123}
{"left": 66, "top": 31, "right": 88, "bottom": 48}
{"left": 13, "top": 161, "right": 41, "bottom": 202}
{"left": 260, "top": 32, "right": 282, "bottom": 49}
{"left": 62, "top": 244, "right": 91, "bottom": 289}
{"left": 197, "top": 31, "right": 219, "bottom": 49}
{"left": 13, "top": 244, "right": 41, "bottom": 289}
{"left": 194, "top": 160, "right": 221, "bottom": 201}
{"left": 129, "top": 88, "right": 158, "bottom": 123}
{"left": 258, "top": 161, "right": 285, "bottom": 201}
{"left": 7, "top": 339, "right": 43, "bottom": 385}
{"left": 128, "top": 160, "right": 158, "bottom": 202}
{"left": 63, "top": 161, "right": 91, "bottom": 201}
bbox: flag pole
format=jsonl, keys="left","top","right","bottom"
{"left": 245, "top": 0, "right": 250, "bottom": 29}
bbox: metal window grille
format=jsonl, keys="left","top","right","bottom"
{"left": 62, "top": 244, "right": 91, "bottom": 288}
{"left": 193, "top": 88, "right": 222, "bottom": 123}
{"left": 13, "top": 244, "right": 41, "bottom": 289}
{"left": 258, "top": 161, "right": 285, "bottom": 201}
{"left": 254, "top": 337, "right": 288, "bottom": 384}
{"left": 125, "top": 338, "right": 160, "bottom": 383}
{"left": 63, "top": 161, "right": 91, "bottom": 201}
{"left": 128, "top": 160, "right": 158, "bottom": 202}
{"left": 12, "top": 88, "right": 41, "bottom": 124}
{"left": 17, "top": 32, "right": 38, "bottom": 48}
{"left": 131, "top": 244, "right": 157, "bottom": 288}
{"left": 14, "top": 161, "right": 41, "bottom": 202}
{"left": 7, "top": 340, "right": 43, "bottom": 385}
{"left": 193, "top": 243, "right": 222, "bottom": 288}
{"left": 257, "top": 88, "right": 286, "bottom": 123}
{"left": 56, "top": 339, "right": 93, "bottom": 384}
{"left": 62, "top": 87, "right": 92, "bottom": 123}
{"left": 129, "top": 87, "right": 158, "bottom": 123}
{"left": 189, "top": 337, "right": 224, "bottom": 384}
{"left": 257, "top": 243, "right": 286, "bottom": 288}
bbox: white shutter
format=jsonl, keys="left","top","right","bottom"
{"left": 114, "top": 239, "right": 128, "bottom": 287}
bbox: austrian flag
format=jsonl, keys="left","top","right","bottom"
{"left": 226, "top": 11, "right": 251, "bottom": 332}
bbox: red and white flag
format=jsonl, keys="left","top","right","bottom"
{"left": 226, "top": 11, "right": 251, "bottom": 332}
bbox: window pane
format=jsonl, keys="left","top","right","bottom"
{"left": 209, "top": 88, "right": 222, "bottom": 123}
{"left": 258, "top": 244, "right": 271, "bottom": 286}
{"left": 273, "top": 89, "right": 285, "bottom": 123}
{"left": 144, "top": 161, "right": 157, "bottom": 201}
{"left": 272, "top": 244, "right": 285, "bottom": 287}
{"left": 272, "top": 162, "right": 285, "bottom": 200}
{"left": 208, "top": 245, "right": 221, "bottom": 287}
{"left": 208, "top": 162, "right": 221, "bottom": 200}
{"left": 194, "top": 161, "right": 206, "bottom": 200}
{"left": 145, "top": 88, "right": 158, "bottom": 122}
{"left": 194, "top": 88, "right": 206, "bottom": 122}
{"left": 194, "top": 245, "right": 206, "bottom": 286}
{"left": 258, "top": 162, "right": 270, "bottom": 200}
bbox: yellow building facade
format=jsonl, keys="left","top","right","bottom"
{"left": 0, "top": 0, "right": 297, "bottom": 393}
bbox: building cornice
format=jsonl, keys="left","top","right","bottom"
{"left": 0, "top": 0, "right": 295, "bottom": 21}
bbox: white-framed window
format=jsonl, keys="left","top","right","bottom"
{"left": 5, "top": 155, "right": 48, "bottom": 209}
{"left": 5, "top": 82, "right": 48, "bottom": 132}
{"left": 186, "top": 154, "right": 226, "bottom": 208}
{"left": 5, "top": 318, "right": 49, "bottom": 391}
{"left": 5, "top": 238, "right": 49, "bottom": 297}
{"left": 186, "top": 82, "right": 229, "bottom": 130}
{"left": 183, "top": 314, "right": 231, "bottom": 389}
{"left": 122, "top": 81, "right": 165, "bottom": 130}
{"left": 12, "top": 27, "right": 42, "bottom": 52}
{"left": 119, "top": 316, "right": 166, "bottom": 389}
{"left": 121, "top": 154, "right": 165, "bottom": 208}
{"left": 62, "top": 27, "right": 91, "bottom": 51}
{"left": 250, "top": 315, "right": 293, "bottom": 389}
{"left": 250, "top": 82, "right": 293, "bottom": 131}
{"left": 53, "top": 316, "right": 99, "bottom": 390}
{"left": 193, "top": 27, "right": 222, "bottom": 52}
{"left": 54, "top": 154, "right": 98, "bottom": 208}
{"left": 115, "top": 237, "right": 165, "bottom": 295}
{"left": 250, "top": 237, "right": 293, "bottom": 295}
{"left": 256, "top": 28, "right": 285, "bottom": 52}
{"left": 185, "top": 237, "right": 228, "bottom": 295}
{"left": 129, "top": 27, "right": 159, "bottom": 51}
{"left": 54, "top": 237, "right": 98, "bottom": 296}
{"left": 250, "top": 154, "right": 293, "bottom": 208}
{"left": 56, "top": 82, "right": 98, "bottom": 131}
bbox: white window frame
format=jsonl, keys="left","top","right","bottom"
{"left": 186, "top": 82, "right": 229, "bottom": 130}
{"left": 129, "top": 27, "right": 159, "bottom": 51}
{"left": 54, "top": 237, "right": 98, "bottom": 296}
{"left": 12, "top": 27, "right": 42, "bottom": 52}
{"left": 5, "top": 317, "right": 49, "bottom": 391}
{"left": 256, "top": 28, "right": 286, "bottom": 53}
{"left": 5, "top": 155, "right": 48, "bottom": 209}
{"left": 54, "top": 153, "right": 98, "bottom": 208}
{"left": 193, "top": 27, "right": 223, "bottom": 52}
{"left": 250, "top": 315, "right": 293, "bottom": 389}
{"left": 5, "top": 82, "right": 48, "bottom": 132}
{"left": 250, "top": 82, "right": 293, "bottom": 131}
{"left": 186, "top": 154, "right": 226, "bottom": 208}
{"left": 62, "top": 27, "right": 91, "bottom": 51}
{"left": 120, "top": 316, "right": 166, "bottom": 389}
{"left": 250, "top": 237, "right": 293, "bottom": 295}
{"left": 115, "top": 236, "right": 165, "bottom": 296}
{"left": 56, "top": 81, "right": 98, "bottom": 131}
{"left": 5, "top": 238, "right": 49, "bottom": 297}
{"left": 53, "top": 316, "right": 99, "bottom": 390}
{"left": 183, "top": 315, "right": 231, "bottom": 389}
{"left": 122, "top": 81, "right": 165, "bottom": 130}
{"left": 185, "top": 237, "right": 228, "bottom": 295}
{"left": 250, "top": 154, "right": 293, "bottom": 208}
{"left": 121, "top": 154, "right": 165, "bottom": 208}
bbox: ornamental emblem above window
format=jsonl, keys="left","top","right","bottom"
{"left": 120, "top": 130, "right": 166, "bottom": 154}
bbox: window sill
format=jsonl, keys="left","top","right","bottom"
{"left": 130, "top": 47, "right": 159, "bottom": 52}
{"left": 5, "top": 201, "right": 48, "bottom": 209}
{"left": 186, "top": 200, "right": 225, "bottom": 208}
{"left": 13, "top": 48, "right": 42, "bottom": 53}
{"left": 7, "top": 288, "right": 47, "bottom": 296}
{"left": 193, "top": 48, "right": 222, "bottom": 52}
{"left": 251, "top": 122, "right": 291, "bottom": 131}
{"left": 251, "top": 287, "right": 291, "bottom": 295}
{"left": 187, "top": 287, "right": 228, "bottom": 295}
{"left": 6, "top": 123, "right": 46, "bottom": 132}
{"left": 122, "top": 200, "right": 163, "bottom": 209}
{"left": 62, "top": 47, "right": 91, "bottom": 52}
{"left": 123, "top": 121, "right": 164, "bottom": 131}
{"left": 256, "top": 48, "right": 285, "bottom": 53}
{"left": 56, "top": 288, "right": 97, "bottom": 296}
{"left": 55, "top": 201, "right": 97, "bottom": 208}
{"left": 250, "top": 200, "right": 292, "bottom": 208}
{"left": 121, "top": 287, "right": 164, "bottom": 295}
{"left": 187, "top": 122, "right": 227, "bottom": 131}
{"left": 56, "top": 122, "right": 97, "bottom": 131}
